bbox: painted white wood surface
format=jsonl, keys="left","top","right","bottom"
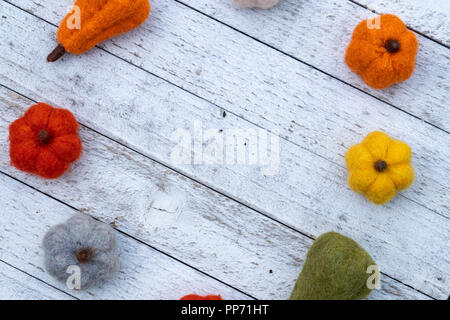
{"left": 0, "top": 261, "right": 74, "bottom": 300}
{"left": 7, "top": 0, "right": 450, "bottom": 219}
{"left": 0, "top": 88, "right": 430, "bottom": 300}
{"left": 353, "top": 0, "right": 450, "bottom": 46}
{"left": 0, "top": 172, "right": 250, "bottom": 300}
{"left": 0, "top": 0, "right": 448, "bottom": 300}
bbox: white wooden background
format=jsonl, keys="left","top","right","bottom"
{"left": 0, "top": 0, "right": 449, "bottom": 300}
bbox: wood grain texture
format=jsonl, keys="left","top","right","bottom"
{"left": 0, "top": 85, "right": 438, "bottom": 301}
{"left": 175, "top": 0, "right": 450, "bottom": 131}
{"left": 352, "top": 0, "right": 450, "bottom": 46}
{"left": 0, "top": 3, "right": 448, "bottom": 298}
{"left": 0, "top": 174, "right": 250, "bottom": 300}
{"left": 6, "top": 0, "right": 450, "bottom": 219}
{"left": 0, "top": 261, "right": 74, "bottom": 300}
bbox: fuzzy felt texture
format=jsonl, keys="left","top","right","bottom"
{"left": 346, "top": 131, "right": 414, "bottom": 205}
{"left": 57, "top": 0, "right": 151, "bottom": 55}
{"left": 43, "top": 214, "right": 119, "bottom": 290}
{"left": 180, "top": 294, "right": 223, "bottom": 300}
{"left": 9, "top": 103, "right": 82, "bottom": 179}
{"left": 290, "top": 232, "right": 376, "bottom": 300}
{"left": 345, "top": 14, "right": 418, "bottom": 89}
{"left": 232, "top": 0, "right": 280, "bottom": 9}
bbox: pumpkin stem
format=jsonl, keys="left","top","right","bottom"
{"left": 47, "top": 44, "right": 66, "bottom": 62}
{"left": 38, "top": 130, "right": 52, "bottom": 144}
{"left": 374, "top": 160, "right": 388, "bottom": 172}
{"left": 385, "top": 40, "right": 400, "bottom": 53}
{"left": 75, "top": 248, "right": 94, "bottom": 264}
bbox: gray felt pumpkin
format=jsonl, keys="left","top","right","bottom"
{"left": 42, "top": 214, "right": 119, "bottom": 290}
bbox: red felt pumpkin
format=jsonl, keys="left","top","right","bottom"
{"left": 180, "top": 294, "right": 223, "bottom": 300}
{"left": 9, "top": 103, "right": 82, "bottom": 179}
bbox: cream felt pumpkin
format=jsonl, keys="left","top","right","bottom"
{"left": 232, "top": 0, "right": 280, "bottom": 9}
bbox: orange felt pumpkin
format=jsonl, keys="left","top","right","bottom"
{"left": 180, "top": 294, "right": 223, "bottom": 300}
{"left": 9, "top": 103, "right": 82, "bottom": 179}
{"left": 345, "top": 14, "right": 418, "bottom": 89}
{"left": 47, "top": 0, "right": 151, "bottom": 62}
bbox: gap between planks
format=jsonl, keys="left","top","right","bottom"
{"left": 0, "top": 170, "right": 255, "bottom": 300}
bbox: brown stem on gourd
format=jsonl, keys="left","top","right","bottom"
{"left": 47, "top": 44, "right": 66, "bottom": 62}
{"left": 76, "top": 248, "right": 94, "bottom": 264}
{"left": 38, "top": 130, "right": 52, "bottom": 144}
{"left": 385, "top": 39, "right": 400, "bottom": 53}
{"left": 374, "top": 160, "right": 388, "bottom": 172}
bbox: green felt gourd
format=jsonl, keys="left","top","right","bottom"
{"left": 290, "top": 232, "right": 377, "bottom": 300}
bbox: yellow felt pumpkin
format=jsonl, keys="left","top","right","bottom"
{"left": 345, "top": 131, "right": 414, "bottom": 204}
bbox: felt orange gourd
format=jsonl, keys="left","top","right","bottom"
{"left": 180, "top": 294, "right": 223, "bottom": 300}
{"left": 47, "top": 0, "right": 151, "bottom": 62}
{"left": 9, "top": 103, "right": 82, "bottom": 179}
{"left": 345, "top": 14, "right": 418, "bottom": 89}
{"left": 345, "top": 131, "right": 414, "bottom": 205}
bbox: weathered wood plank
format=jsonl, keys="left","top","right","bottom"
{"left": 352, "top": 0, "right": 450, "bottom": 46}
{"left": 0, "top": 89, "right": 310, "bottom": 300}
{"left": 0, "top": 173, "right": 251, "bottom": 300}
{"left": 0, "top": 3, "right": 448, "bottom": 298}
{"left": 0, "top": 87, "right": 438, "bottom": 300}
{"left": 174, "top": 0, "right": 450, "bottom": 131}
{"left": 5, "top": 0, "right": 450, "bottom": 219}
{"left": 0, "top": 261, "right": 74, "bottom": 300}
